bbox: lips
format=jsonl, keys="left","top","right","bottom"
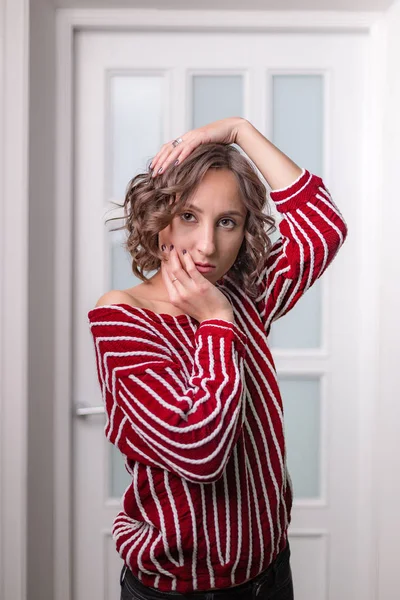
{"left": 195, "top": 263, "right": 215, "bottom": 268}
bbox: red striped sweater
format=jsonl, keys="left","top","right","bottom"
{"left": 88, "top": 168, "right": 348, "bottom": 593}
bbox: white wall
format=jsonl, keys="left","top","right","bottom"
{"left": 376, "top": 1, "right": 400, "bottom": 598}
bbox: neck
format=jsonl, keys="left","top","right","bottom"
{"left": 143, "top": 270, "right": 171, "bottom": 303}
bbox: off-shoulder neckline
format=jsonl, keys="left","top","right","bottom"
{"left": 88, "top": 303, "right": 199, "bottom": 326}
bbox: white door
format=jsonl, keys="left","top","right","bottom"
{"left": 73, "top": 28, "right": 366, "bottom": 600}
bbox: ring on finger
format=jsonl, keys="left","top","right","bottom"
{"left": 172, "top": 137, "right": 183, "bottom": 148}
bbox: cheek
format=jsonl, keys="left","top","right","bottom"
{"left": 228, "top": 234, "right": 245, "bottom": 253}
{"left": 168, "top": 219, "right": 185, "bottom": 237}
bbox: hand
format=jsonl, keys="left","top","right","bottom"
{"left": 161, "top": 245, "right": 234, "bottom": 322}
{"left": 150, "top": 117, "right": 247, "bottom": 177}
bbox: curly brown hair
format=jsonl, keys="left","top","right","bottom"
{"left": 106, "top": 142, "right": 277, "bottom": 300}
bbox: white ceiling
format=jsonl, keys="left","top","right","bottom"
{"left": 54, "top": 0, "right": 394, "bottom": 12}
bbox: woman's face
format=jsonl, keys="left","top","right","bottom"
{"left": 159, "top": 168, "right": 247, "bottom": 284}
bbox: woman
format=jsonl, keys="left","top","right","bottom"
{"left": 88, "top": 117, "right": 348, "bottom": 599}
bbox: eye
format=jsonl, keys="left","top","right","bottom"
{"left": 180, "top": 212, "right": 196, "bottom": 222}
{"left": 180, "top": 212, "right": 237, "bottom": 228}
{"left": 220, "top": 218, "right": 237, "bottom": 228}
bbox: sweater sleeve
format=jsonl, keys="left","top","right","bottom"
{"left": 87, "top": 305, "right": 248, "bottom": 484}
{"left": 254, "top": 169, "right": 348, "bottom": 333}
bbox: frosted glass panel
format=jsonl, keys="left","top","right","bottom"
{"left": 271, "top": 74, "right": 323, "bottom": 176}
{"left": 270, "top": 75, "right": 324, "bottom": 348}
{"left": 278, "top": 376, "right": 321, "bottom": 498}
{"left": 192, "top": 75, "right": 244, "bottom": 129}
{"left": 108, "top": 75, "right": 163, "bottom": 497}
{"left": 268, "top": 279, "right": 322, "bottom": 348}
{"left": 109, "top": 74, "right": 164, "bottom": 199}
{"left": 110, "top": 442, "right": 130, "bottom": 498}
{"left": 110, "top": 229, "right": 137, "bottom": 290}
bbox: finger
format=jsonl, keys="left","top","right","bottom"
{"left": 168, "top": 246, "right": 193, "bottom": 286}
{"left": 154, "top": 140, "right": 190, "bottom": 175}
{"left": 153, "top": 149, "right": 183, "bottom": 177}
{"left": 181, "top": 248, "right": 207, "bottom": 282}
{"left": 161, "top": 270, "right": 182, "bottom": 306}
{"left": 151, "top": 151, "right": 169, "bottom": 177}
{"left": 161, "top": 258, "right": 177, "bottom": 300}
{"left": 152, "top": 138, "right": 187, "bottom": 177}
{"left": 151, "top": 142, "right": 177, "bottom": 177}
{"left": 160, "top": 248, "right": 188, "bottom": 301}
{"left": 160, "top": 248, "right": 177, "bottom": 294}
{"left": 156, "top": 141, "right": 198, "bottom": 177}
{"left": 149, "top": 142, "right": 170, "bottom": 174}
{"left": 160, "top": 246, "right": 186, "bottom": 282}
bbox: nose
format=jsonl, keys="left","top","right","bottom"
{"left": 196, "top": 228, "right": 217, "bottom": 257}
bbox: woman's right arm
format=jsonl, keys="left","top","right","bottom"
{"left": 88, "top": 303, "right": 248, "bottom": 484}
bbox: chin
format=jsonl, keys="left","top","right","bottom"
{"left": 215, "top": 273, "right": 226, "bottom": 284}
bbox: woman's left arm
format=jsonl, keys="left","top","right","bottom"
{"left": 235, "top": 119, "right": 304, "bottom": 190}
{"left": 235, "top": 120, "right": 349, "bottom": 334}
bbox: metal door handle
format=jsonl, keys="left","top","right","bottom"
{"left": 75, "top": 402, "right": 105, "bottom": 417}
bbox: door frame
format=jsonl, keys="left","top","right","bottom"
{"left": 54, "top": 9, "right": 386, "bottom": 600}
{"left": 0, "top": 1, "right": 29, "bottom": 599}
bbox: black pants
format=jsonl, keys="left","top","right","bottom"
{"left": 120, "top": 541, "right": 294, "bottom": 600}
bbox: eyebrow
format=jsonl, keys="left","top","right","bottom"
{"left": 184, "top": 203, "right": 246, "bottom": 218}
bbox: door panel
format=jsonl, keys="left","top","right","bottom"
{"left": 74, "top": 29, "right": 365, "bottom": 600}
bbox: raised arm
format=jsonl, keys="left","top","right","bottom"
{"left": 235, "top": 121, "right": 348, "bottom": 333}
{"left": 88, "top": 304, "right": 248, "bottom": 484}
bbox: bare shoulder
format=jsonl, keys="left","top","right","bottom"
{"left": 95, "top": 289, "right": 144, "bottom": 309}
